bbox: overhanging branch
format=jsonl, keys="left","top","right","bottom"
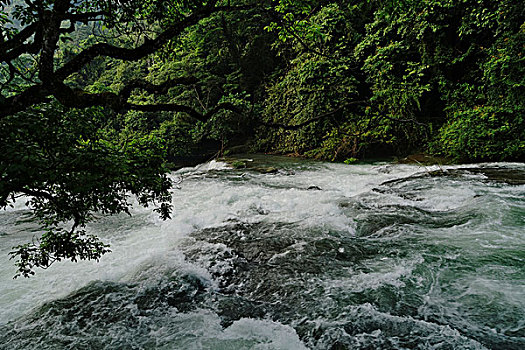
{"left": 54, "top": 3, "right": 256, "bottom": 80}
{"left": 120, "top": 77, "right": 198, "bottom": 100}
{"left": 0, "top": 2, "right": 258, "bottom": 118}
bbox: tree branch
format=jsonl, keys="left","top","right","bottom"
{"left": 120, "top": 77, "right": 198, "bottom": 100}
{"left": 53, "top": 2, "right": 229, "bottom": 80}
{"left": 62, "top": 11, "right": 108, "bottom": 23}
{"left": 0, "top": 2, "right": 260, "bottom": 118}
{"left": 0, "top": 23, "right": 39, "bottom": 53}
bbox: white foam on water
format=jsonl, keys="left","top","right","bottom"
{"left": 0, "top": 158, "right": 523, "bottom": 348}
{"left": 150, "top": 311, "right": 308, "bottom": 349}
{"left": 0, "top": 161, "right": 421, "bottom": 325}
{"left": 323, "top": 255, "right": 425, "bottom": 294}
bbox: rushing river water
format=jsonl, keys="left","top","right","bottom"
{"left": 0, "top": 156, "right": 524, "bottom": 349}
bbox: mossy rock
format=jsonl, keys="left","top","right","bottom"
{"left": 253, "top": 166, "right": 278, "bottom": 174}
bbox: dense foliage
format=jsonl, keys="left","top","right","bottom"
{"left": 1, "top": 0, "right": 523, "bottom": 275}
{"left": 257, "top": 0, "right": 524, "bottom": 161}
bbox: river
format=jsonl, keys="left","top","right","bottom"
{"left": 0, "top": 156, "right": 524, "bottom": 349}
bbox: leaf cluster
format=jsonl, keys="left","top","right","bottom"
{"left": 0, "top": 103, "right": 172, "bottom": 276}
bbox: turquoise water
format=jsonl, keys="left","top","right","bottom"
{"left": 0, "top": 158, "right": 524, "bottom": 349}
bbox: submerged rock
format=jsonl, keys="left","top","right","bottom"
{"left": 382, "top": 166, "right": 525, "bottom": 186}
{"left": 455, "top": 167, "right": 525, "bottom": 185}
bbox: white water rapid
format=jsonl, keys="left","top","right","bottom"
{"left": 1, "top": 156, "right": 524, "bottom": 349}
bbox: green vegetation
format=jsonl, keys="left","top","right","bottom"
{"left": 1, "top": 103, "right": 171, "bottom": 276}
{"left": 259, "top": 0, "right": 524, "bottom": 161}
{"left": 1, "top": 0, "right": 523, "bottom": 275}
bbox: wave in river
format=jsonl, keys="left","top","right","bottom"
{"left": 0, "top": 157, "right": 524, "bottom": 349}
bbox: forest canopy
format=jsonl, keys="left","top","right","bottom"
{"left": 1, "top": 0, "right": 524, "bottom": 276}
